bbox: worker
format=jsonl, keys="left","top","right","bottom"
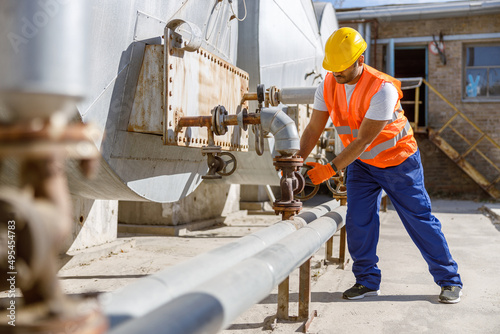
{"left": 298, "top": 27, "right": 463, "bottom": 303}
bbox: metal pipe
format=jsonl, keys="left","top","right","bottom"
{"left": 177, "top": 116, "right": 212, "bottom": 128}
{"left": 278, "top": 87, "right": 317, "bottom": 105}
{"left": 365, "top": 22, "right": 372, "bottom": 66}
{"left": 336, "top": 1, "right": 500, "bottom": 22}
{"left": 242, "top": 92, "right": 258, "bottom": 102}
{"left": 102, "top": 199, "right": 340, "bottom": 328}
{"left": 259, "top": 107, "right": 300, "bottom": 156}
{"left": 110, "top": 207, "right": 347, "bottom": 334}
{"left": 387, "top": 38, "right": 395, "bottom": 77}
{"left": 177, "top": 113, "right": 261, "bottom": 129}
{"left": 264, "top": 184, "right": 276, "bottom": 203}
{"left": 224, "top": 113, "right": 261, "bottom": 126}
{"left": 242, "top": 87, "right": 317, "bottom": 105}
{"left": 357, "top": 22, "right": 365, "bottom": 40}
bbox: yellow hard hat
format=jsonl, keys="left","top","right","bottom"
{"left": 323, "top": 27, "right": 367, "bottom": 72}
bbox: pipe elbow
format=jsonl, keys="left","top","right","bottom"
{"left": 260, "top": 107, "right": 300, "bottom": 157}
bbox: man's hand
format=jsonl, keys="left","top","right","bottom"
{"left": 306, "top": 162, "right": 336, "bottom": 185}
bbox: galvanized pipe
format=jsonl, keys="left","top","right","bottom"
{"left": 278, "top": 87, "right": 317, "bottom": 105}
{"left": 102, "top": 199, "right": 340, "bottom": 328}
{"left": 242, "top": 87, "right": 317, "bottom": 106}
{"left": 109, "top": 207, "right": 346, "bottom": 334}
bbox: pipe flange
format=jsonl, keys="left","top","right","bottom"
{"left": 211, "top": 105, "right": 228, "bottom": 136}
{"left": 268, "top": 86, "right": 280, "bottom": 107}
{"left": 273, "top": 156, "right": 303, "bottom": 170}
{"left": 237, "top": 107, "right": 248, "bottom": 131}
{"left": 257, "top": 84, "right": 265, "bottom": 104}
{"left": 273, "top": 201, "right": 303, "bottom": 219}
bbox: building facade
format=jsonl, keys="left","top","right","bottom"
{"left": 337, "top": 1, "right": 500, "bottom": 200}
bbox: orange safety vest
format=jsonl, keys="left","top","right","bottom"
{"left": 324, "top": 64, "right": 418, "bottom": 168}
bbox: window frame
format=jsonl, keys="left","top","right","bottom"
{"left": 462, "top": 43, "right": 500, "bottom": 102}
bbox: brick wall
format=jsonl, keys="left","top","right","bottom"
{"left": 347, "top": 14, "right": 500, "bottom": 199}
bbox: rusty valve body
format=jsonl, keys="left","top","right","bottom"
{"left": 273, "top": 156, "right": 305, "bottom": 220}
{"left": 0, "top": 121, "right": 106, "bottom": 333}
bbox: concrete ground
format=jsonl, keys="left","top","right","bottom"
{"left": 27, "top": 196, "right": 500, "bottom": 333}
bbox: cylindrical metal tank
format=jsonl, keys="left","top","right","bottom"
{"left": 0, "top": 0, "right": 88, "bottom": 121}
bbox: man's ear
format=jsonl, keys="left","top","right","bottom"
{"left": 358, "top": 55, "right": 365, "bottom": 66}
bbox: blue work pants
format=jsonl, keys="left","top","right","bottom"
{"left": 345, "top": 149, "right": 462, "bottom": 291}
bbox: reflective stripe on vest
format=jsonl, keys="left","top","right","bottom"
{"left": 359, "top": 120, "right": 411, "bottom": 160}
{"left": 335, "top": 107, "right": 402, "bottom": 139}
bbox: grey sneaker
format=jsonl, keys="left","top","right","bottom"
{"left": 343, "top": 283, "right": 380, "bottom": 300}
{"left": 439, "top": 286, "right": 462, "bottom": 304}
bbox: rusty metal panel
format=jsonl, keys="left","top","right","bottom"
{"left": 165, "top": 33, "right": 250, "bottom": 151}
{"left": 128, "top": 45, "right": 164, "bottom": 135}
{"left": 128, "top": 43, "right": 250, "bottom": 152}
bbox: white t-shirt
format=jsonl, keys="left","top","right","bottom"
{"left": 313, "top": 79, "right": 399, "bottom": 121}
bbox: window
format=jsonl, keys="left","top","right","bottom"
{"left": 464, "top": 45, "right": 500, "bottom": 100}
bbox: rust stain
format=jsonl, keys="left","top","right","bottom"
{"left": 128, "top": 45, "right": 164, "bottom": 134}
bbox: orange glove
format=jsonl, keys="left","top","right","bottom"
{"left": 306, "top": 162, "right": 336, "bottom": 185}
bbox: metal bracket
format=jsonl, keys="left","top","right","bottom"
{"left": 166, "top": 19, "right": 202, "bottom": 52}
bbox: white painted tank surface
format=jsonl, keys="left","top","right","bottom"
{"left": 224, "top": 0, "right": 327, "bottom": 185}
{"left": 0, "top": 0, "right": 328, "bottom": 203}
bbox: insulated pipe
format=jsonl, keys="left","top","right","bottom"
{"left": 242, "top": 87, "right": 317, "bottom": 105}
{"left": 102, "top": 199, "right": 340, "bottom": 328}
{"left": 260, "top": 107, "right": 300, "bottom": 156}
{"left": 278, "top": 87, "right": 317, "bottom": 105}
{"left": 110, "top": 207, "right": 346, "bottom": 334}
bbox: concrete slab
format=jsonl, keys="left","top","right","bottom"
{"left": 44, "top": 197, "right": 500, "bottom": 333}
{"left": 302, "top": 200, "right": 500, "bottom": 334}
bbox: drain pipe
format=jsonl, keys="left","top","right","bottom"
{"left": 109, "top": 207, "right": 346, "bottom": 334}
{"left": 102, "top": 199, "right": 340, "bottom": 328}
